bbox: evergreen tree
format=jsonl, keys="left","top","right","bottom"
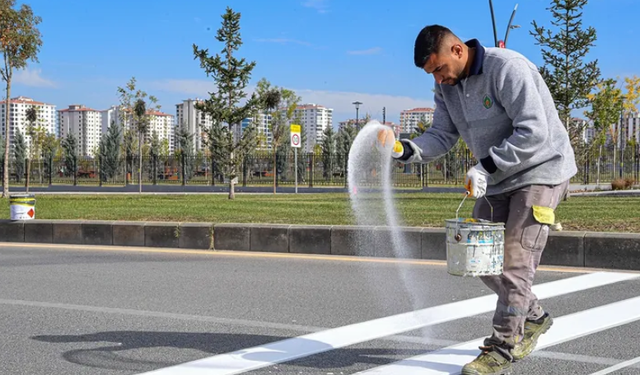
{"left": 320, "top": 126, "right": 336, "bottom": 180}
{"left": 193, "top": 7, "right": 259, "bottom": 199}
{"left": 530, "top": 0, "right": 601, "bottom": 144}
{"left": 336, "top": 124, "right": 357, "bottom": 176}
{"left": 12, "top": 127, "right": 25, "bottom": 182}
{"left": 61, "top": 133, "right": 78, "bottom": 185}
{"left": 98, "top": 121, "right": 122, "bottom": 182}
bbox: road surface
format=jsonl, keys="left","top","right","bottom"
{"left": 1, "top": 243, "right": 639, "bottom": 375}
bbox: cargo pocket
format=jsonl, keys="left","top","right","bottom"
{"left": 521, "top": 206, "right": 554, "bottom": 252}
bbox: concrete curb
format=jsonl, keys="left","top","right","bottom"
{"left": 0, "top": 219, "right": 638, "bottom": 271}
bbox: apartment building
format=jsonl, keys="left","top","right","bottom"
{"left": 400, "top": 107, "right": 434, "bottom": 134}
{"left": 293, "top": 104, "right": 333, "bottom": 152}
{"left": 58, "top": 105, "right": 102, "bottom": 157}
{"left": 242, "top": 111, "right": 272, "bottom": 150}
{"left": 175, "top": 98, "right": 213, "bottom": 152}
{"left": 0, "top": 96, "right": 56, "bottom": 152}
{"left": 147, "top": 110, "right": 175, "bottom": 153}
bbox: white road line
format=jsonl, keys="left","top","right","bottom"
{"left": 137, "top": 271, "right": 639, "bottom": 375}
{"left": 588, "top": 356, "right": 640, "bottom": 374}
{"left": 355, "top": 295, "right": 640, "bottom": 374}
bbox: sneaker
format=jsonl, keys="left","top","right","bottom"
{"left": 511, "top": 312, "right": 554, "bottom": 361}
{"left": 461, "top": 345, "right": 512, "bottom": 375}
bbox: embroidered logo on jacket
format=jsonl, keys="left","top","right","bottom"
{"left": 483, "top": 95, "right": 493, "bottom": 109}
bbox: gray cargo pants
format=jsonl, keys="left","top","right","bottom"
{"left": 472, "top": 180, "right": 570, "bottom": 350}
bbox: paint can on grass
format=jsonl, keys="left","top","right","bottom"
{"left": 445, "top": 193, "right": 505, "bottom": 277}
{"left": 10, "top": 193, "right": 36, "bottom": 220}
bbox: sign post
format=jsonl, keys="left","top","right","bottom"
{"left": 290, "top": 124, "right": 301, "bottom": 193}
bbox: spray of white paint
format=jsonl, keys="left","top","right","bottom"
{"left": 347, "top": 120, "right": 428, "bottom": 316}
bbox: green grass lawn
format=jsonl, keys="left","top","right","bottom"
{"left": 1, "top": 193, "right": 639, "bottom": 233}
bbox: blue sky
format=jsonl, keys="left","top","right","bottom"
{"left": 9, "top": 0, "right": 640, "bottom": 126}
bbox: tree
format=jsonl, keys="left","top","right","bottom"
{"left": 117, "top": 77, "right": 159, "bottom": 192}
{"left": 530, "top": 0, "right": 600, "bottom": 144}
{"left": 296, "top": 114, "right": 307, "bottom": 183}
{"left": 121, "top": 129, "right": 136, "bottom": 185}
{"left": 256, "top": 79, "right": 301, "bottom": 192}
{"left": 585, "top": 78, "right": 623, "bottom": 185}
{"left": 175, "top": 124, "right": 195, "bottom": 184}
{"left": 193, "top": 7, "right": 260, "bottom": 199}
{"left": 12, "top": 127, "right": 24, "bottom": 182}
{"left": 98, "top": 120, "right": 121, "bottom": 183}
{"left": 61, "top": 133, "right": 78, "bottom": 185}
{"left": 336, "top": 124, "right": 357, "bottom": 176}
{"left": 612, "top": 75, "right": 640, "bottom": 179}
{"left": 41, "top": 132, "right": 57, "bottom": 185}
{"left": 149, "top": 130, "right": 161, "bottom": 183}
{"left": 320, "top": 126, "right": 336, "bottom": 180}
{"left": 411, "top": 114, "right": 431, "bottom": 139}
{"left": 24, "top": 105, "right": 36, "bottom": 191}
{"left": 0, "top": 0, "right": 42, "bottom": 197}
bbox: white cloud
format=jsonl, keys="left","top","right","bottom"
{"left": 13, "top": 68, "right": 56, "bottom": 88}
{"left": 255, "top": 38, "right": 313, "bottom": 47}
{"left": 148, "top": 79, "right": 435, "bottom": 122}
{"left": 347, "top": 47, "right": 382, "bottom": 55}
{"left": 149, "top": 79, "right": 217, "bottom": 98}
{"left": 302, "top": 0, "right": 329, "bottom": 13}
{"left": 294, "top": 88, "right": 434, "bottom": 119}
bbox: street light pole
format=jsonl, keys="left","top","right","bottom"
{"left": 352, "top": 101, "right": 362, "bottom": 130}
{"left": 504, "top": 4, "right": 520, "bottom": 47}
{"left": 488, "top": 0, "right": 499, "bottom": 47}
{"left": 489, "top": 1, "right": 519, "bottom": 48}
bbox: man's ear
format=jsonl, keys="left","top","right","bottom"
{"left": 451, "top": 43, "right": 464, "bottom": 59}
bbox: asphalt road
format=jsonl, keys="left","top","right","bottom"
{"left": 1, "top": 244, "right": 639, "bottom": 375}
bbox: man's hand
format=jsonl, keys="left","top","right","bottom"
{"left": 464, "top": 163, "right": 489, "bottom": 198}
{"left": 376, "top": 128, "right": 404, "bottom": 158}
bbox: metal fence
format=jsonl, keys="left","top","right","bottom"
{"left": 2, "top": 148, "right": 638, "bottom": 189}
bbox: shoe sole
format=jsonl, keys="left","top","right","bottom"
{"left": 512, "top": 316, "right": 554, "bottom": 361}
{"left": 461, "top": 367, "right": 512, "bottom": 375}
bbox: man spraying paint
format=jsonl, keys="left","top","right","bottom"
{"left": 376, "top": 25, "right": 576, "bottom": 374}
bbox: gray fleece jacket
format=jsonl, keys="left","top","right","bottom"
{"left": 402, "top": 39, "right": 577, "bottom": 196}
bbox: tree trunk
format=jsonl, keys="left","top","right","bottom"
{"left": 138, "top": 131, "right": 142, "bottom": 193}
{"left": 3, "top": 79, "right": 11, "bottom": 198}
{"left": 596, "top": 144, "right": 602, "bottom": 187}
{"left": 273, "top": 147, "right": 277, "bottom": 194}
{"left": 229, "top": 178, "right": 235, "bottom": 200}
{"left": 25, "top": 158, "right": 30, "bottom": 193}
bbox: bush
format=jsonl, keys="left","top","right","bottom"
{"left": 611, "top": 179, "right": 626, "bottom": 190}
{"left": 625, "top": 177, "right": 636, "bottom": 189}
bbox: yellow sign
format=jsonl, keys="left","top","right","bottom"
{"left": 290, "top": 124, "right": 301, "bottom": 133}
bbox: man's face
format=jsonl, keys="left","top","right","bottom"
{"left": 423, "top": 43, "right": 465, "bottom": 85}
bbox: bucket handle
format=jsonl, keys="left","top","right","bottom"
{"left": 456, "top": 191, "right": 494, "bottom": 222}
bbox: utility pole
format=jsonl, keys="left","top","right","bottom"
{"left": 382, "top": 107, "right": 386, "bottom": 124}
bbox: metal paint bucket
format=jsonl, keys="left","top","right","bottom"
{"left": 445, "top": 193, "right": 505, "bottom": 277}
{"left": 10, "top": 193, "right": 36, "bottom": 221}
